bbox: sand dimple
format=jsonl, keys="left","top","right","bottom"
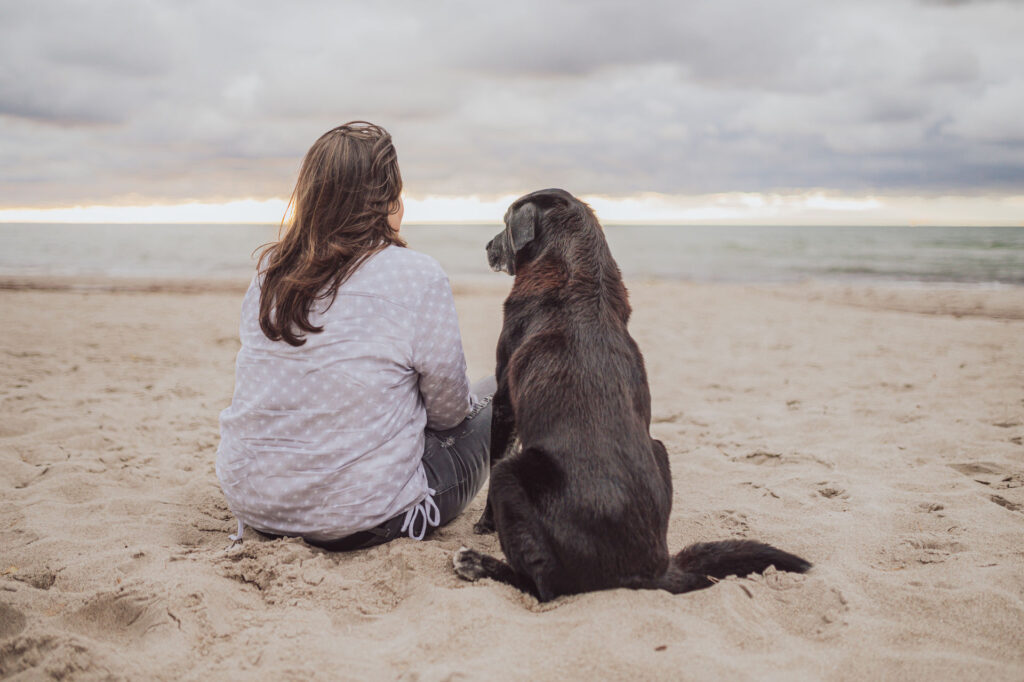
{"left": 9, "top": 567, "right": 58, "bottom": 591}
{"left": 989, "top": 495, "right": 1023, "bottom": 513}
{"left": 173, "top": 482, "right": 237, "bottom": 548}
{"left": 816, "top": 484, "right": 849, "bottom": 500}
{"left": 64, "top": 585, "right": 174, "bottom": 642}
{"left": 0, "top": 415, "right": 43, "bottom": 439}
{"left": 0, "top": 603, "right": 28, "bottom": 639}
{"left": 760, "top": 572, "right": 849, "bottom": 640}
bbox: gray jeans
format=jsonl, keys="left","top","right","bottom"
{"left": 308, "top": 376, "right": 495, "bottom": 551}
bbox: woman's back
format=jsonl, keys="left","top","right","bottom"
{"left": 217, "top": 245, "right": 471, "bottom": 542}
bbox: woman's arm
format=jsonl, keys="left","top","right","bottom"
{"left": 412, "top": 270, "right": 472, "bottom": 430}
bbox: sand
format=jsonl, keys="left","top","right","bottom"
{"left": 1, "top": 276, "right": 1023, "bottom": 681}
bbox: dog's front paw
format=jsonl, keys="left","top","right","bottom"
{"left": 453, "top": 547, "right": 488, "bottom": 582}
{"left": 472, "top": 514, "right": 495, "bottom": 535}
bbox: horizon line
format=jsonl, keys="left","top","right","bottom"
{"left": 0, "top": 191, "right": 1021, "bottom": 227}
{"left": 2, "top": 220, "right": 1020, "bottom": 228}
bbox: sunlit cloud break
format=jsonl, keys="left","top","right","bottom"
{"left": 1, "top": 193, "right": 1020, "bottom": 227}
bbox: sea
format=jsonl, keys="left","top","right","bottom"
{"left": 1, "top": 223, "right": 1022, "bottom": 286}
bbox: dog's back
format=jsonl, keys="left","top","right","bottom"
{"left": 456, "top": 189, "right": 810, "bottom": 601}
{"left": 501, "top": 222, "right": 673, "bottom": 593}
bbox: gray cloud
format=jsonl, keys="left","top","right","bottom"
{"left": 1, "top": 0, "right": 1022, "bottom": 207}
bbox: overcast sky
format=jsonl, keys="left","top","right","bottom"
{"left": 1, "top": 0, "right": 1022, "bottom": 213}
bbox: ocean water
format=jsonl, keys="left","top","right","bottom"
{"left": 1, "top": 223, "right": 1022, "bottom": 286}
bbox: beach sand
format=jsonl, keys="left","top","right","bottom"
{"left": 1, "top": 277, "right": 1023, "bottom": 680}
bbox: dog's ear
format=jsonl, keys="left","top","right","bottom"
{"left": 507, "top": 201, "right": 538, "bottom": 253}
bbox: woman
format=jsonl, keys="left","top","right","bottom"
{"left": 217, "top": 122, "right": 492, "bottom": 550}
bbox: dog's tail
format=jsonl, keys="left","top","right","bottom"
{"left": 627, "top": 540, "right": 812, "bottom": 594}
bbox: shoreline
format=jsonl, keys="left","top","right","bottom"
{"left": 3, "top": 273, "right": 1023, "bottom": 320}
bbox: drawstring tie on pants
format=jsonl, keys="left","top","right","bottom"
{"left": 401, "top": 488, "right": 440, "bottom": 540}
{"left": 227, "top": 489, "right": 441, "bottom": 544}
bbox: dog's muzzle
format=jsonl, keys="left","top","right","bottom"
{"left": 486, "top": 235, "right": 513, "bottom": 274}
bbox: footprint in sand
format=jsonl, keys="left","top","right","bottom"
{"left": 718, "top": 570, "right": 846, "bottom": 642}
{"left": 949, "top": 462, "right": 1024, "bottom": 513}
{"left": 875, "top": 531, "right": 967, "bottom": 569}
{"left": 0, "top": 633, "right": 107, "bottom": 679}
{"left": 900, "top": 535, "right": 967, "bottom": 565}
{"left": 713, "top": 509, "right": 751, "bottom": 536}
{"left": 9, "top": 462, "right": 49, "bottom": 490}
{"left": 948, "top": 461, "right": 1020, "bottom": 487}
{"left": 64, "top": 586, "right": 173, "bottom": 642}
{"left": 739, "top": 481, "right": 781, "bottom": 499}
{"left": 728, "top": 449, "right": 834, "bottom": 470}
{"left": 989, "top": 495, "right": 1023, "bottom": 512}
{"left": 743, "top": 450, "right": 783, "bottom": 466}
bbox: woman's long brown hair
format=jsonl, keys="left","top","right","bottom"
{"left": 256, "top": 122, "right": 406, "bottom": 346}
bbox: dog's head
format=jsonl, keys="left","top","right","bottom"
{"left": 486, "top": 188, "right": 582, "bottom": 275}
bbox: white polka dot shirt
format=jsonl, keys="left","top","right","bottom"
{"left": 216, "top": 246, "right": 472, "bottom": 542}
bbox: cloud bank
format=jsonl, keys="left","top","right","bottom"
{"left": 1, "top": 0, "right": 1021, "bottom": 208}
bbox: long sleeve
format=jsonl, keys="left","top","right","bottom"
{"left": 412, "top": 270, "right": 472, "bottom": 430}
{"left": 218, "top": 246, "right": 476, "bottom": 542}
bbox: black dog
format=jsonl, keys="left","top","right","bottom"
{"left": 452, "top": 188, "right": 811, "bottom": 602}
